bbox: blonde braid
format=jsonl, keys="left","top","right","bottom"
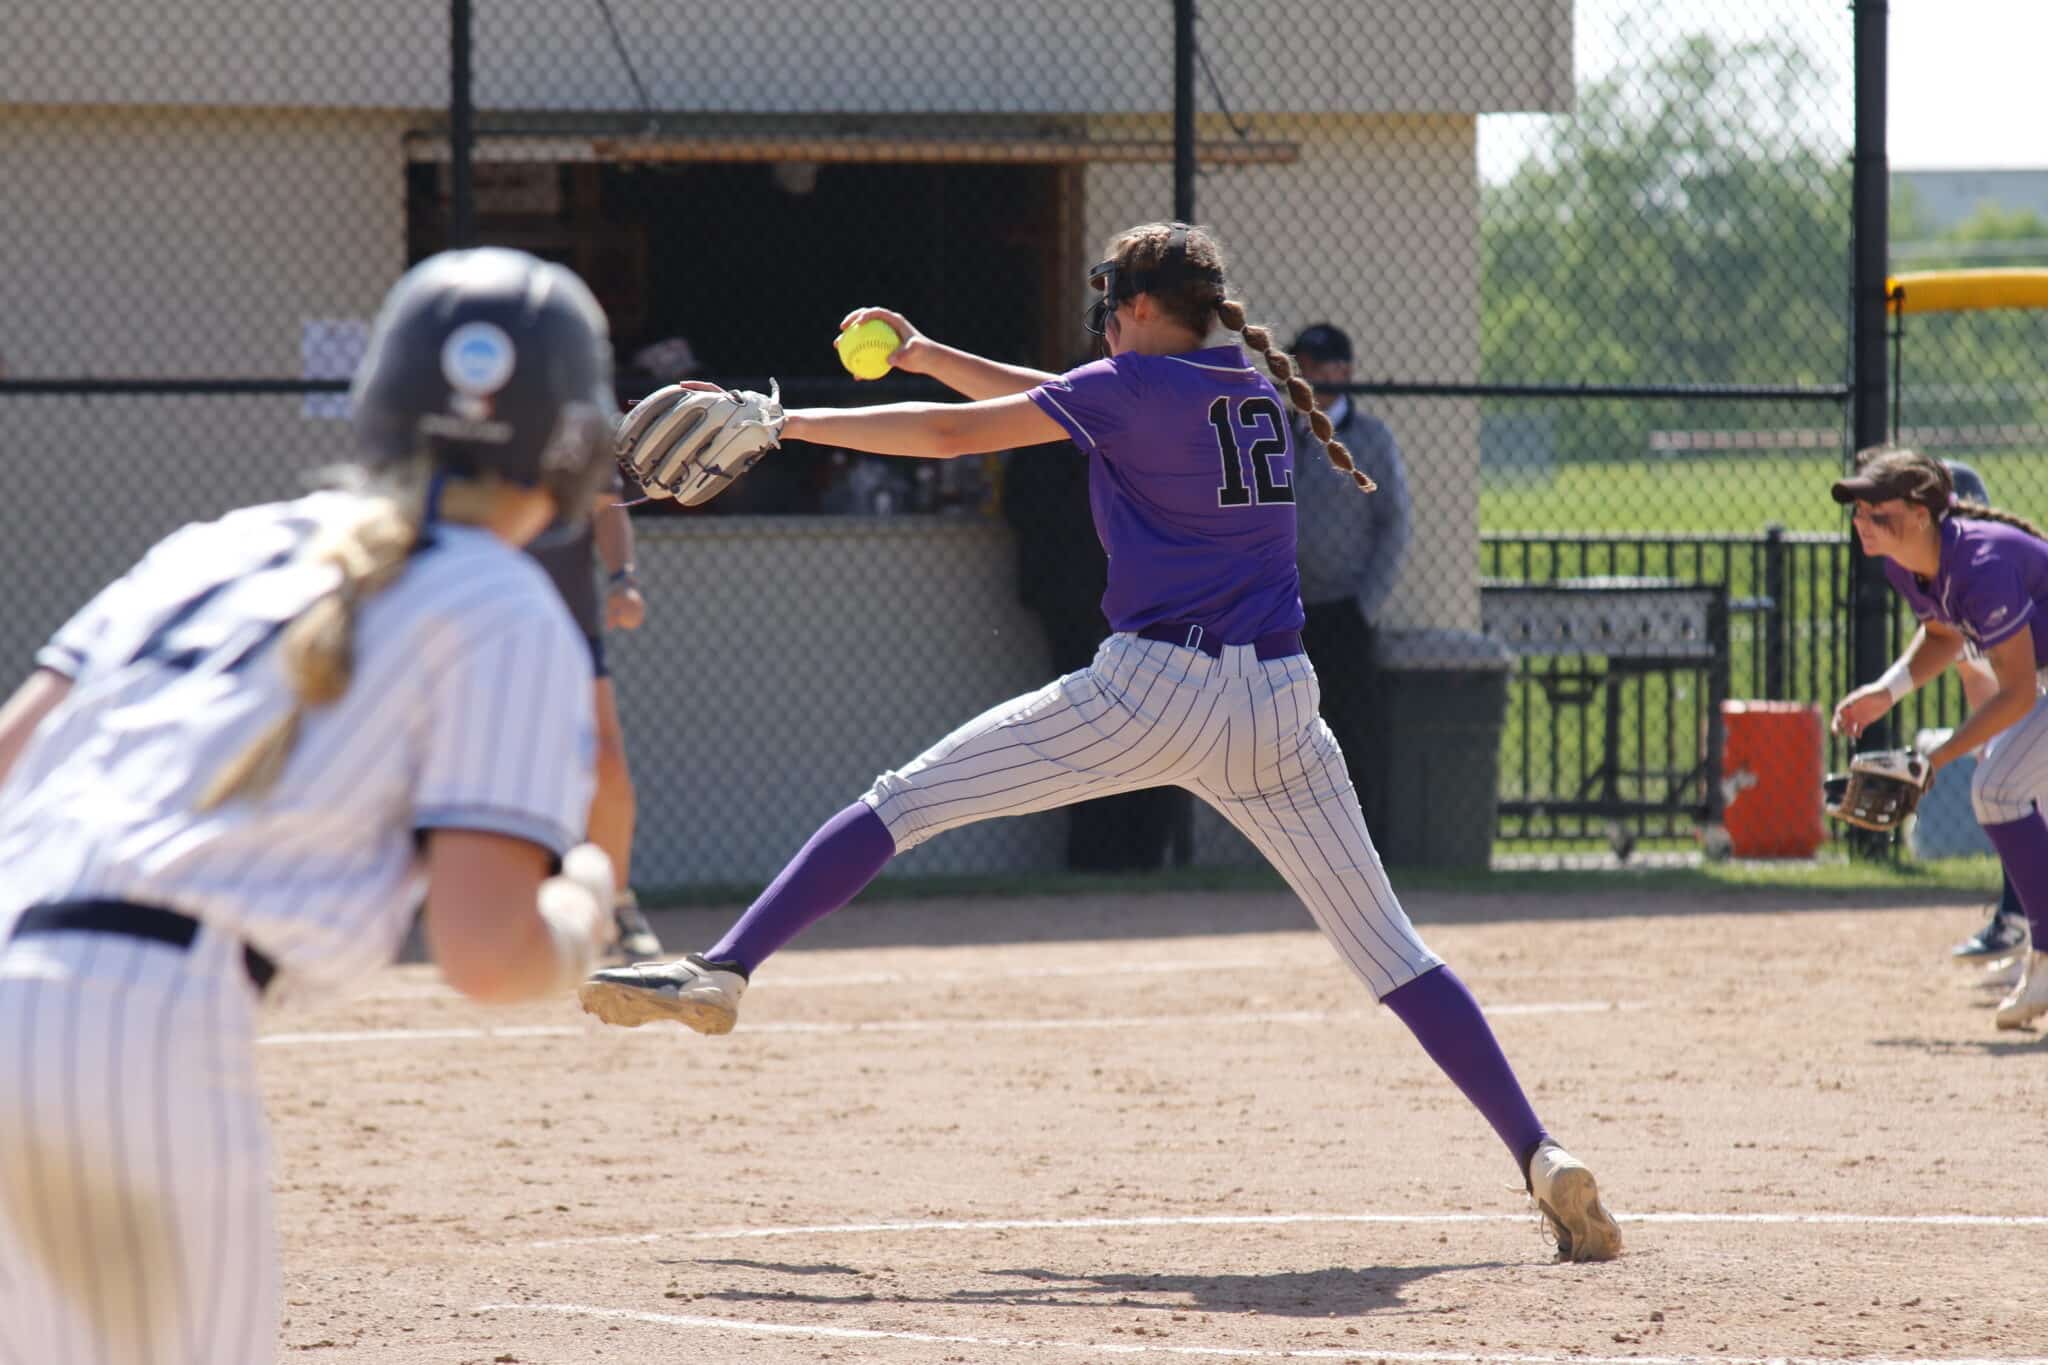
{"left": 196, "top": 469, "right": 429, "bottom": 810}
{"left": 1215, "top": 298, "right": 1375, "bottom": 494}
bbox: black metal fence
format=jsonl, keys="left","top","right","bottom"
{"left": 1484, "top": 531, "right": 1851, "bottom": 703}
{"left": 1479, "top": 528, "right": 1991, "bottom": 855}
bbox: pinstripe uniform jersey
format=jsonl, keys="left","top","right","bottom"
{"left": 862, "top": 348, "right": 1440, "bottom": 997}
{"left": 0, "top": 490, "right": 595, "bottom": 1365}
{"left": 1884, "top": 516, "right": 2048, "bottom": 825}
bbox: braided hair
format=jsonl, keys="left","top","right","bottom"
{"left": 1101, "top": 222, "right": 1376, "bottom": 494}
{"left": 1852, "top": 445, "right": 2044, "bottom": 539}
{"left": 196, "top": 460, "right": 517, "bottom": 810}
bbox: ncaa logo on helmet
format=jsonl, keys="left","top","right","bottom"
{"left": 441, "top": 322, "right": 517, "bottom": 420}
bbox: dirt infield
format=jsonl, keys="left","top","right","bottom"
{"left": 263, "top": 886, "right": 2048, "bottom": 1364}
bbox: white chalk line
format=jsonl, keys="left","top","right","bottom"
{"left": 474, "top": 1302, "right": 2048, "bottom": 1365}
{"left": 525, "top": 1208, "right": 2048, "bottom": 1250}
{"left": 258, "top": 1000, "right": 1630, "bottom": 1048}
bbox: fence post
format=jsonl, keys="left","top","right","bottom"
{"left": 1763, "top": 523, "right": 1787, "bottom": 699}
{"left": 1704, "top": 587, "right": 1731, "bottom": 827}
{"left": 449, "top": 0, "right": 475, "bottom": 249}
{"left": 1848, "top": 0, "right": 1891, "bottom": 857}
{"left": 1173, "top": 0, "right": 1196, "bottom": 223}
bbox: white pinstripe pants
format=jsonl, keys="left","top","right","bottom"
{"left": 864, "top": 633, "right": 1443, "bottom": 998}
{"left": 0, "top": 929, "right": 276, "bottom": 1365}
{"left": 1971, "top": 669, "right": 2048, "bottom": 824}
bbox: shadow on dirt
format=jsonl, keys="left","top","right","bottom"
{"left": 675, "top": 1256, "right": 1514, "bottom": 1318}
{"left": 1869, "top": 1032, "right": 2048, "bottom": 1057}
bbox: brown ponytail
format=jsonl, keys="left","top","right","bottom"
{"left": 1216, "top": 298, "right": 1375, "bottom": 494}
{"left": 1101, "top": 221, "right": 1373, "bottom": 494}
{"left": 1953, "top": 498, "right": 2048, "bottom": 541}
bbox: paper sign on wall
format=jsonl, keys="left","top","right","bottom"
{"left": 302, "top": 319, "right": 370, "bottom": 419}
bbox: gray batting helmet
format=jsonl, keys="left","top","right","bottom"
{"left": 1944, "top": 460, "right": 1990, "bottom": 505}
{"left": 350, "top": 247, "right": 619, "bottom": 518}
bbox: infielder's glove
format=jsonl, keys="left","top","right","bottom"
{"left": 616, "top": 381, "right": 784, "bottom": 506}
{"left": 1823, "top": 748, "right": 1931, "bottom": 833}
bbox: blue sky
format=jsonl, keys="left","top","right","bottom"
{"left": 1888, "top": 0, "right": 2046, "bottom": 170}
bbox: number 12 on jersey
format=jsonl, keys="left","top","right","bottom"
{"left": 1208, "top": 396, "right": 1294, "bottom": 508}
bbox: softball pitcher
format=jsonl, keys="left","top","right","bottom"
{"left": 584, "top": 221, "right": 1622, "bottom": 1261}
{"left": 0, "top": 247, "right": 620, "bottom": 1364}
{"left": 1830, "top": 445, "right": 2048, "bottom": 1028}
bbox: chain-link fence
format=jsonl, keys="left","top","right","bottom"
{"left": 1868, "top": 281, "right": 2048, "bottom": 862}
{"left": 10, "top": 2, "right": 1995, "bottom": 888}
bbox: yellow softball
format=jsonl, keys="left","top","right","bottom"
{"left": 834, "top": 319, "right": 900, "bottom": 381}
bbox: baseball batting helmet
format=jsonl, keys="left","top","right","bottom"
{"left": 350, "top": 247, "right": 619, "bottom": 519}
{"left": 1944, "top": 459, "right": 1990, "bottom": 505}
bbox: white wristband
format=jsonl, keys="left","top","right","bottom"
{"left": 538, "top": 844, "right": 616, "bottom": 994}
{"left": 1877, "top": 659, "right": 1914, "bottom": 703}
{"left": 538, "top": 876, "right": 601, "bottom": 994}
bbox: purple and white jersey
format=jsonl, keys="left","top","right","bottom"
{"left": 1027, "top": 345, "right": 1305, "bottom": 643}
{"left": 1884, "top": 517, "right": 2048, "bottom": 664}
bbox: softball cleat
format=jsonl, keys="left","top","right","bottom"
{"left": 610, "top": 891, "right": 663, "bottom": 962}
{"left": 1993, "top": 950, "right": 2048, "bottom": 1031}
{"left": 1979, "top": 952, "right": 2028, "bottom": 992}
{"left": 1953, "top": 904, "right": 2027, "bottom": 960}
{"left": 578, "top": 953, "right": 748, "bottom": 1034}
{"left": 1526, "top": 1141, "right": 1623, "bottom": 1263}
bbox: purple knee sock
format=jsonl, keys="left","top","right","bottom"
{"left": 705, "top": 802, "right": 898, "bottom": 975}
{"left": 1381, "top": 965, "right": 1549, "bottom": 1174}
{"left": 1981, "top": 812, "right": 2048, "bottom": 944}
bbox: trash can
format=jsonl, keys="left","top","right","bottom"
{"left": 1718, "top": 701, "right": 1825, "bottom": 858}
{"left": 1367, "top": 628, "right": 1515, "bottom": 869}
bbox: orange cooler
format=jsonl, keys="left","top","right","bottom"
{"left": 1718, "top": 701, "right": 1825, "bottom": 858}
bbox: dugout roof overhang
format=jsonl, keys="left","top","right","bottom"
{"left": 403, "top": 112, "right": 1300, "bottom": 166}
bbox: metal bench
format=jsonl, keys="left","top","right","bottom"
{"left": 1480, "top": 576, "right": 1730, "bottom": 856}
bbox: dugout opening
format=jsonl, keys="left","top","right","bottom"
{"left": 403, "top": 155, "right": 1081, "bottom": 394}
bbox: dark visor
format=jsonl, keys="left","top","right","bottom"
{"left": 1084, "top": 261, "right": 1119, "bottom": 336}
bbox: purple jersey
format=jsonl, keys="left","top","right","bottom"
{"left": 1026, "top": 345, "right": 1304, "bottom": 642}
{"left": 1884, "top": 516, "right": 2048, "bottom": 664}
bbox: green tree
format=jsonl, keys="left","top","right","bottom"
{"left": 1481, "top": 32, "right": 1851, "bottom": 465}
{"left": 1890, "top": 179, "right": 1936, "bottom": 244}
{"left": 1907, "top": 202, "right": 2048, "bottom": 270}
{"left": 1894, "top": 203, "right": 2048, "bottom": 438}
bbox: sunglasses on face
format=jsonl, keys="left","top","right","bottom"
{"left": 1856, "top": 504, "right": 1905, "bottom": 532}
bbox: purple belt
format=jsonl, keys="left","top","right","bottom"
{"left": 1135, "top": 622, "right": 1305, "bottom": 661}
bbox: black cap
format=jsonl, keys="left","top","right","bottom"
{"left": 1290, "top": 323, "right": 1353, "bottom": 365}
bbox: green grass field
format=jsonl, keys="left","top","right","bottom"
{"left": 1481, "top": 450, "right": 2048, "bottom": 534}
